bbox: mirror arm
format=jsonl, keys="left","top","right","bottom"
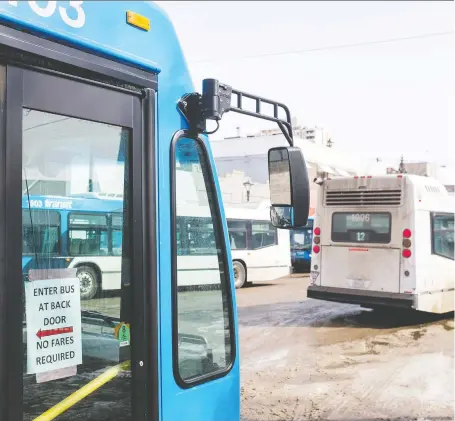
{"left": 178, "top": 79, "right": 294, "bottom": 146}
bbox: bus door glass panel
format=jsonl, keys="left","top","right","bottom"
{"left": 22, "top": 109, "right": 133, "bottom": 420}
{"left": 174, "top": 137, "right": 233, "bottom": 383}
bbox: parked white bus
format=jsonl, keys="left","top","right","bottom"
{"left": 225, "top": 206, "right": 291, "bottom": 288}
{"left": 308, "top": 174, "right": 454, "bottom": 314}
{"left": 176, "top": 204, "right": 291, "bottom": 289}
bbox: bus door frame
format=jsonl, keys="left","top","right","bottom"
{"left": 0, "top": 24, "right": 158, "bottom": 421}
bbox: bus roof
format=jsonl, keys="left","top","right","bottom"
{"left": 325, "top": 174, "right": 449, "bottom": 192}
{"left": 0, "top": 2, "right": 184, "bottom": 75}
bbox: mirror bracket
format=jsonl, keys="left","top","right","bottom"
{"left": 178, "top": 79, "right": 294, "bottom": 145}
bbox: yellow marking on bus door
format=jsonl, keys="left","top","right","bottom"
{"left": 33, "top": 361, "right": 131, "bottom": 421}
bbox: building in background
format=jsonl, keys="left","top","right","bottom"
{"left": 212, "top": 130, "right": 386, "bottom": 212}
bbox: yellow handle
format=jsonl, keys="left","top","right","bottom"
{"left": 34, "top": 361, "right": 131, "bottom": 421}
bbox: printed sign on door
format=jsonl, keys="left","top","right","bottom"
{"left": 25, "top": 277, "right": 82, "bottom": 375}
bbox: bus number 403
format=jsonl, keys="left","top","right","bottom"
{"left": 7, "top": 1, "right": 86, "bottom": 29}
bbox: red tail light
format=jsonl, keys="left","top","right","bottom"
{"left": 403, "top": 229, "right": 412, "bottom": 238}
{"left": 402, "top": 249, "right": 411, "bottom": 258}
{"left": 313, "top": 245, "right": 320, "bottom": 254}
{"left": 314, "top": 227, "right": 321, "bottom": 235}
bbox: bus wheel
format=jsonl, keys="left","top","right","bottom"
{"left": 233, "top": 261, "right": 247, "bottom": 289}
{"left": 77, "top": 266, "right": 99, "bottom": 300}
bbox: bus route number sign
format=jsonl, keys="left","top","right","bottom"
{"left": 25, "top": 277, "right": 82, "bottom": 375}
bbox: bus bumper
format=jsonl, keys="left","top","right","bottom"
{"left": 307, "top": 285, "right": 417, "bottom": 309}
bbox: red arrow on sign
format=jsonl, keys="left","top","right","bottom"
{"left": 36, "top": 326, "right": 73, "bottom": 339}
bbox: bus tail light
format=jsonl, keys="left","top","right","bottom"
{"left": 402, "top": 238, "right": 411, "bottom": 248}
{"left": 402, "top": 228, "right": 412, "bottom": 257}
{"left": 313, "top": 245, "right": 320, "bottom": 254}
{"left": 314, "top": 227, "right": 321, "bottom": 235}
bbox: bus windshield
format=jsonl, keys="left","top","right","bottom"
{"left": 290, "top": 220, "right": 313, "bottom": 251}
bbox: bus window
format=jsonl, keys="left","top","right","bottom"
{"left": 185, "top": 217, "right": 217, "bottom": 255}
{"left": 22, "top": 210, "right": 60, "bottom": 255}
{"left": 69, "top": 214, "right": 109, "bottom": 256}
{"left": 251, "top": 222, "right": 277, "bottom": 249}
{"left": 111, "top": 214, "right": 123, "bottom": 256}
{"left": 173, "top": 136, "right": 233, "bottom": 384}
{"left": 432, "top": 213, "right": 454, "bottom": 260}
{"left": 290, "top": 220, "right": 313, "bottom": 251}
{"left": 227, "top": 220, "right": 247, "bottom": 250}
{"left": 331, "top": 212, "right": 391, "bottom": 243}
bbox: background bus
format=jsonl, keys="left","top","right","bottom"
{"left": 23, "top": 196, "right": 292, "bottom": 297}
{"left": 22, "top": 194, "right": 123, "bottom": 300}
{"left": 176, "top": 205, "right": 291, "bottom": 289}
{"left": 308, "top": 174, "right": 454, "bottom": 314}
{"left": 226, "top": 207, "right": 291, "bottom": 288}
{"left": 290, "top": 216, "right": 314, "bottom": 272}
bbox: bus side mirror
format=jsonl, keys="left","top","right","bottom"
{"left": 268, "top": 146, "right": 310, "bottom": 229}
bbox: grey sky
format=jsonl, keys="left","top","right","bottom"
{"left": 157, "top": 1, "right": 454, "bottom": 166}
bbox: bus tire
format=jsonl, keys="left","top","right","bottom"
{"left": 233, "top": 261, "right": 247, "bottom": 289}
{"left": 77, "top": 266, "right": 99, "bottom": 300}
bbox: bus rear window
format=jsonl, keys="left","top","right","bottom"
{"left": 331, "top": 212, "right": 391, "bottom": 243}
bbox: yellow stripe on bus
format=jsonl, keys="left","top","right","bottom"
{"left": 34, "top": 361, "right": 131, "bottom": 421}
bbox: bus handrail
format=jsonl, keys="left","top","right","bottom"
{"left": 33, "top": 361, "right": 130, "bottom": 421}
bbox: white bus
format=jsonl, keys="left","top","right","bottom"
{"left": 308, "top": 174, "right": 454, "bottom": 314}
{"left": 225, "top": 206, "right": 291, "bottom": 288}
{"left": 176, "top": 204, "right": 291, "bottom": 289}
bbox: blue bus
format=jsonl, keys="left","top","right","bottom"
{"left": 22, "top": 194, "right": 124, "bottom": 300}
{"left": 0, "top": 2, "right": 309, "bottom": 421}
{"left": 290, "top": 216, "right": 314, "bottom": 272}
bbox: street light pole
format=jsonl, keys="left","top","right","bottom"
{"left": 243, "top": 179, "right": 254, "bottom": 203}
